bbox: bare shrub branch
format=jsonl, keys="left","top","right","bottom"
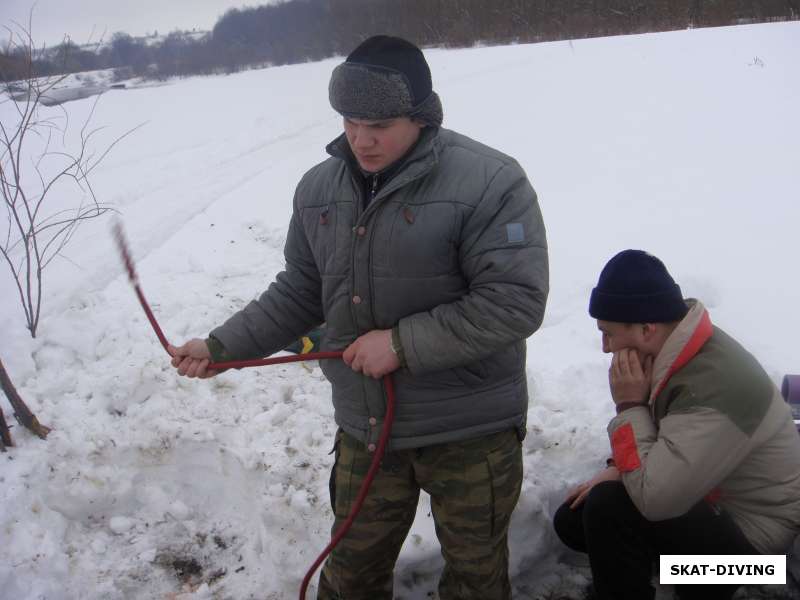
{"left": 0, "top": 357, "right": 51, "bottom": 445}
{"left": 1, "top": 19, "right": 135, "bottom": 337}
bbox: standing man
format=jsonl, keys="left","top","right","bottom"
{"left": 553, "top": 250, "right": 800, "bottom": 600}
{"left": 170, "top": 36, "right": 548, "bottom": 599}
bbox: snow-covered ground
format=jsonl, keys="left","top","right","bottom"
{"left": 2, "top": 21, "right": 799, "bottom": 600}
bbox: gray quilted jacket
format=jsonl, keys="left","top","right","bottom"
{"left": 211, "top": 126, "right": 549, "bottom": 450}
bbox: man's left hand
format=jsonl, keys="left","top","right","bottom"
{"left": 343, "top": 329, "right": 400, "bottom": 379}
{"left": 565, "top": 466, "right": 621, "bottom": 509}
{"left": 609, "top": 348, "right": 653, "bottom": 405}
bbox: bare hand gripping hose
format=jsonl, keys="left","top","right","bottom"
{"left": 113, "top": 223, "right": 396, "bottom": 599}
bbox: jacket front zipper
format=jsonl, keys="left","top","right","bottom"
{"left": 370, "top": 174, "right": 379, "bottom": 205}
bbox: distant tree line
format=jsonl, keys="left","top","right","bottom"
{"left": 207, "top": 0, "right": 799, "bottom": 64}
{"left": 0, "top": 31, "right": 218, "bottom": 82}
{"left": 2, "top": 0, "right": 798, "bottom": 82}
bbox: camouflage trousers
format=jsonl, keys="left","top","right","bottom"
{"left": 317, "top": 428, "right": 523, "bottom": 600}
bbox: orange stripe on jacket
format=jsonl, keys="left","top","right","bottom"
{"left": 611, "top": 423, "right": 642, "bottom": 472}
{"left": 651, "top": 310, "right": 713, "bottom": 399}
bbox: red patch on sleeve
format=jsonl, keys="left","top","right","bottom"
{"left": 611, "top": 423, "right": 642, "bottom": 472}
{"left": 705, "top": 487, "right": 722, "bottom": 504}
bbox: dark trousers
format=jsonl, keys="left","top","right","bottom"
{"left": 553, "top": 481, "right": 757, "bottom": 600}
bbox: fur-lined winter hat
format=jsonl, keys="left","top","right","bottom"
{"left": 589, "top": 250, "right": 688, "bottom": 323}
{"left": 329, "top": 35, "right": 443, "bottom": 127}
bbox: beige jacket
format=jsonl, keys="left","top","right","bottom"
{"left": 608, "top": 300, "right": 800, "bottom": 554}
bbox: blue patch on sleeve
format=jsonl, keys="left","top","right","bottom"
{"left": 506, "top": 222, "right": 524, "bottom": 244}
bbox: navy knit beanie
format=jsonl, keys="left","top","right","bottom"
{"left": 588, "top": 250, "right": 688, "bottom": 323}
{"left": 329, "top": 35, "right": 443, "bottom": 127}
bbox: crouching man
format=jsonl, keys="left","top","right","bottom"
{"left": 553, "top": 249, "right": 800, "bottom": 600}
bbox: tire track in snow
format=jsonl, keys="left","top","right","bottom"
{"left": 24, "top": 115, "right": 338, "bottom": 328}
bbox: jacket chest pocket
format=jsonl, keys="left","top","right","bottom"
{"left": 300, "top": 201, "right": 353, "bottom": 275}
{"left": 373, "top": 202, "right": 457, "bottom": 278}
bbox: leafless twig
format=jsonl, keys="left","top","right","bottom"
{"left": 0, "top": 357, "right": 51, "bottom": 446}
{"left": 1, "top": 18, "right": 136, "bottom": 337}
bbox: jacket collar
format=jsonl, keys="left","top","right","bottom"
{"left": 325, "top": 126, "right": 441, "bottom": 191}
{"left": 649, "top": 299, "right": 714, "bottom": 402}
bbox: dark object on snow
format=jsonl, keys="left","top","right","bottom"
{"left": 782, "top": 374, "right": 800, "bottom": 431}
{"left": 0, "top": 358, "right": 51, "bottom": 450}
{"left": 0, "top": 404, "right": 11, "bottom": 450}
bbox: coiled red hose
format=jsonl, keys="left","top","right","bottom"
{"left": 114, "top": 223, "right": 396, "bottom": 599}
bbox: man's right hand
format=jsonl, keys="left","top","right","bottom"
{"left": 168, "top": 339, "right": 219, "bottom": 378}
{"left": 609, "top": 348, "right": 653, "bottom": 406}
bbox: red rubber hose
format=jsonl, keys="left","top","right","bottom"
{"left": 298, "top": 373, "right": 395, "bottom": 599}
{"left": 114, "top": 223, "right": 397, "bottom": 599}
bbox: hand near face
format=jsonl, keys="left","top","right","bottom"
{"left": 609, "top": 348, "right": 653, "bottom": 405}
{"left": 343, "top": 329, "right": 401, "bottom": 379}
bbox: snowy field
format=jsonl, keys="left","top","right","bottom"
{"left": 2, "top": 21, "right": 799, "bottom": 600}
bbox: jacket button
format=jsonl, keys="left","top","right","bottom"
{"left": 352, "top": 295, "right": 362, "bottom": 304}
{"left": 357, "top": 226, "right": 366, "bottom": 236}
{"left": 369, "top": 417, "right": 377, "bottom": 426}
{"left": 367, "top": 443, "right": 376, "bottom": 453}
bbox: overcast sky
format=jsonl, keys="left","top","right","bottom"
{"left": 1, "top": 0, "right": 262, "bottom": 46}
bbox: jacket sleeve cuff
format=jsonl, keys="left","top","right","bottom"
{"left": 391, "top": 326, "right": 407, "bottom": 368}
{"left": 616, "top": 401, "right": 649, "bottom": 415}
{"left": 205, "top": 335, "right": 232, "bottom": 363}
